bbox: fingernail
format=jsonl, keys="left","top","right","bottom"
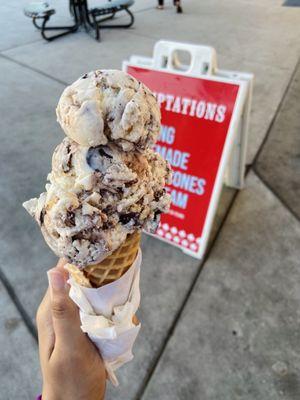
{"left": 47, "top": 269, "right": 66, "bottom": 298}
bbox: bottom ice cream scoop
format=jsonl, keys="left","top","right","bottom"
{"left": 24, "top": 138, "right": 171, "bottom": 267}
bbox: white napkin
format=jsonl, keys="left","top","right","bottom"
{"left": 68, "top": 250, "right": 142, "bottom": 386}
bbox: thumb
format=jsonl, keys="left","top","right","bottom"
{"left": 47, "top": 267, "right": 82, "bottom": 347}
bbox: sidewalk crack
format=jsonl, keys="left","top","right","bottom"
{"left": 0, "top": 267, "right": 37, "bottom": 342}
{"left": 0, "top": 53, "right": 67, "bottom": 86}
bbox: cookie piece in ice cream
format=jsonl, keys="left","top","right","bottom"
{"left": 23, "top": 138, "right": 171, "bottom": 267}
{"left": 56, "top": 70, "right": 161, "bottom": 151}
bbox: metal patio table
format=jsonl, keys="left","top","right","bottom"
{"left": 24, "top": 0, "right": 134, "bottom": 41}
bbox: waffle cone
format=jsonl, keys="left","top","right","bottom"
{"left": 65, "top": 231, "right": 141, "bottom": 288}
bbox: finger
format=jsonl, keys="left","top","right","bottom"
{"left": 56, "top": 258, "right": 69, "bottom": 280}
{"left": 47, "top": 267, "right": 84, "bottom": 348}
{"left": 36, "top": 289, "right": 55, "bottom": 365}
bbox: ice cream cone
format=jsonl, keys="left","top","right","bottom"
{"left": 66, "top": 231, "right": 141, "bottom": 288}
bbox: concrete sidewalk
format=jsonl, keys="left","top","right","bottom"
{"left": 0, "top": 1, "right": 299, "bottom": 399}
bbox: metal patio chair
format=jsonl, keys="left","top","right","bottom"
{"left": 89, "top": 0, "right": 135, "bottom": 41}
{"left": 24, "top": 2, "right": 79, "bottom": 41}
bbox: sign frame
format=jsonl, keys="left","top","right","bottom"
{"left": 123, "top": 40, "right": 254, "bottom": 259}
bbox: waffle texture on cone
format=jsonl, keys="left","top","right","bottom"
{"left": 66, "top": 232, "right": 141, "bottom": 288}
{"left": 65, "top": 263, "right": 92, "bottom": 287}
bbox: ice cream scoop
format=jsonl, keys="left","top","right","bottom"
{"left": 24, "top": 137, "right": 171, "bottom": 267}
{"left": 56, "top": 70, "right": 161, "bottom": 151}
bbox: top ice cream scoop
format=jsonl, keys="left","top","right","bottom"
{"left": 56, "top": 70, "right": 161, "bottom": 151}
